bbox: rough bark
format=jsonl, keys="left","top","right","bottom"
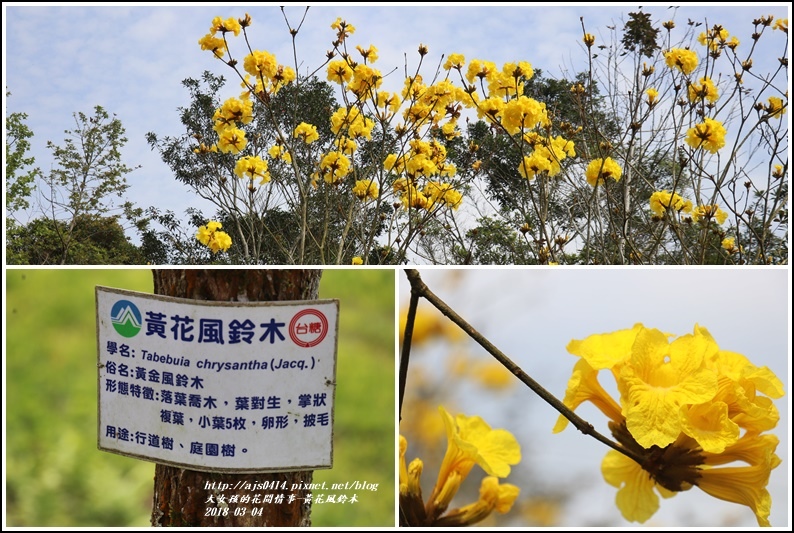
{"left": 150, "top": 269, "right": 322, "bottom": 527}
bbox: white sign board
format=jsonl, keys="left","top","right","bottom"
{"left": 96, "top": 286, "right": 338, "bottom": 473}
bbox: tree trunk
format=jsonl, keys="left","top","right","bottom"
{"left": 150, "top": 269, "right": 322, "bottom": 527}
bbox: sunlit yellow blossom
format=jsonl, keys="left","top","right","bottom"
{"left": 424, "top": 181, "right": 462, "bottom": 210}
{"left": 465, "top": 59, "right": 498, "bottom": 85}
{"left": 721, "top": 237, "right": 735, "bottom": 250}
{"left": 356, "top": 44, "right": 378, "bottom": 62}
{"left": 766, "top": 96, "right": 787, "bottom": 119}
{"left": 243, "top": 50, "right": 278, "bottom": 81}
{"left": 293, "top": 122, "right": 320, "bottom": 144}
{"left": 217, "top": 127, "right": 247, "bottom": 154}
{"left": 519, "top": 152, "right": 551, "bottom": 180}
{"left": 692, "top": 204, "right": 728, "bottom": 225}
{"left": 210, "top": 16, "right": 241, "bottom": 36}
{"left": 585, "top": 157, "right": 622, "bottom": 186}
{"left": 646, "top": 88, "right": 659, "bottom": 105}
{"left": 698, "top": 26, "right": 730, "bottom": 52}
{"left": 556, "top": 323, "right": 784, "bottom": 526}
{"left": 502, "top": 96, "right": 549, "bottom": 135}
{"left": 196, "top": 220, "right": 232, "bottom": 253}
{"left": 318, "top": 151, "right": 351, "bottom": 183}
{"left": 214, "top": 97, "right": 254, "bottom": 131}
{"left": 435, "top": 477, "right": 521, "bottom": 527}
{"left": 649, "top": 190, "right": 693, "bottom": 215}
{"left": 429, "top": 406, "right": 520, "bottom": 520}
{"left": 327, "top": 60, "right": 353, "bottom": 84}
{"left": 772, "top": 18, "right": 787, "bottom": 32}
{"left": 664, "top": 48, "right": 699, "bottom": 75}
{"left": 583, "top": 33, "right": 596, "bottom": 47}
{"left": 688, "top": 77, "right": 719, "bottom": 104}
{"left": 443, "top": 53, "right": 466, "bottom": 70}
{"left": 476, "top": 96, "right": 506, "bottom": 123}
{"left": 349, "top": 63, "right": 383, "bottom": 97}
{"left": 234, "top": 155, "right": 270, "bottom": 184}
{"left": 351, "top": 256, "right": 363, "bottom": 265}
{"left": 330, "top": 17, "right": 355, "bottom": 37}
{"left": 352, "top": 179, "right": 379, "bottom": 201}
{"left": 198, "top": 33, "right": 227, "bottom": 58}
{"left": 686, "top": 118, "right": 727, "bottom": 153}
{"left": 330, "top": 106, "right": 375, "bottom": 140}
{"left": 267, "top": 144, "right": 292, "bottom": 164}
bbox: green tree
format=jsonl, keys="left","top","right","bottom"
{"left": 5, "top": 90, "right": 40, "bottom": 224}
{"left": 7, "top": 214, "right": 145, "bottom": 265}
{"left": 38, "top": 105, "right": 140, "bottom": 264}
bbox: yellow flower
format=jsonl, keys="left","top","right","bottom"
{"left": 210, "top": 16, "right": 241, "bottom": 36}
{"left": 356, "top": 44, "right": 378, "bottom": 62}
{"left": 217, "top": 127, "right": 247, "bottom": 154}
{"left": 501, "top": 96, "right": 548, "bottom": 135}
{"left": 692, "top": 204, "right": 728, "bottom": 225}
{"left": 772, "top": 18, "right": 787, "bottom": 32}
{"left": 198, "top": 33, "right": 226, "bottom": 58}
{"left": 686, "top": 118, "right": 727, "bottom": 153}
{"left": 664, "top": 48, "right": 699, "bottom": 75}
{"left": 243, "top": 50, "right": 278, "bottom": 81}
{"left": 234, "top": 155, "right": 270, "bottom": 184}
{"left": 196, "top": 221, "right": 232, "bottom": 253}
{"left": 330, "top": 17, "right": 355, "bottom": 38}
{"left": 646, "top": 88, "right": 659, "bottom": 106}
{"left": 351, "top": 256, "right": 363, "bottom": 265}
{"left": 585, "top": 157, "right": 622, "bottom": 186}
{"left": 294, "top": 122, "right": 320, "bottom": 144}
{"left": 267, "top": 144, "right": 292, "bottom": 164}
{"left": 318, "top": 151, "right": 351, "bottom": 183}
{"left": 766, "top": 96, "right": 787, "bottom": 119}
{"left": 429, "top": 407, "right": 520, "bottom": 518}
{"left": 443, "top": 53, "right": 465, "bottom": 70}
{"left": 583, "top": 33, "right": 596, "bottom": 47}
{"left": 687, "top": 77, "right": 719, "bottom": 104}
{"left": 721, "top": 237, "right": 735, "bottom": 250}
{"left": 352, "top": 179, "right": 379, "bottom": 201}
{"left": 557, "top": 323, "right": 784, "bottom": 526}
{"left": 327, "top": 60, "right": 353, "bottom": 84}
{"left": 649, "top": 190, "right": 693, "bottom": 216}
{"left": 434, "top": 477, "right": 520, "bottom": 527}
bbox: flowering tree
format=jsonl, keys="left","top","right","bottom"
{"left": 148, "top": 9, "right": 785, "bottom": 265}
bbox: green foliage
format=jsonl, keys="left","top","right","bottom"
{"left": 621, "top": 11, "right": 660, "bottom": 58}
{"left": 6, "top": 269, "right": 395, "bottom": 526}
{"left": 5, "top": 90, "right": 39, "bottom": 213}
{"left": 7, "top": 214, "right": 145, "bottom": 265}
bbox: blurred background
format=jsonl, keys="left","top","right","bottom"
{"left": 5, "top": 268, "right": 395, "bottom": 527}
{"left": 399, "top": 268, "right": 789, "bottom": 527}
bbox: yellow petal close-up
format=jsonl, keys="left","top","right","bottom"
{"left": 680, "top": 401, "right": 739, "bottom": 453}
{"left": 601, "top": 450, "right": 661, "bottom": 523}
{"left": 553, "top": 358, "right": 622, "bottom": 433}
{"left": 566, "top": 323, "right": 644, "bottom": 370}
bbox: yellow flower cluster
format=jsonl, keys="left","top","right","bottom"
{"left": 316, "top": 151, "right": 352, "bottom": 184}
{"left": 765, "top": 96, "right": 787, "bottom": 119}
{"left": 233, "top": 155, "right": 270, "bottom": 185}
{"left": 692, "top": 204, "right": 728, "bottom": 225}
{"left": 686, "top": 118, "right": 727, "bottom": 153}
{"left": 352, "top": 179, "right": 379, "bottom": 201}
{"left": 519, "top": 136, "right": 576, "bottom": 180}
{"left": 664, "top": 48, "right": 699, "bottom": 75}
{"left": 698, "top": 25, "right": 739, "bottom": 52}
{"left": 293, "top": 122, "right": 320, "bottom": 144}
{"left": 387, "top": 139, "right": 461, "bottom": 211}
{"left": 585, "top": 157, "right": 622, "bottom": 187}
{"left": 554, "top": 324, "right": 784, "bottom": 525}
{"left": 687, "top": 77, "right": 719, "bottom": 104}
{"left": 649, "top": 190, "right": 693, "bottom": 216}
{"left": 400, "top": 407, "right": 521, "bottom": 526}
{"left": 196, "top": 221, "right": 232, "bottom": 253}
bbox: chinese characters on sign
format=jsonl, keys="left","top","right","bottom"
{"left": 96, "top": 286, "right": 339, "bottom": 473}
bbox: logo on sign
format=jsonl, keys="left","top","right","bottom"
{"left": 110, "top": 300, "right": 142, "bottom": 338}
{"left": 289, "top": 309, "right": 329, "bottom": 348}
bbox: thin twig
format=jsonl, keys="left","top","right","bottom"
{"left": 403, "top": 269, "right": 647, "bottom": 467}
{"left": 398, "top": 283, "right": 420, "bottom": 422}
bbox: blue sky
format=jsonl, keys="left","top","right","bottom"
{"left": 4, "top": 3, "right": 790, "bottom": 235}
{"left": 400, "top": 267, "right": 790, "bottom": 527}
